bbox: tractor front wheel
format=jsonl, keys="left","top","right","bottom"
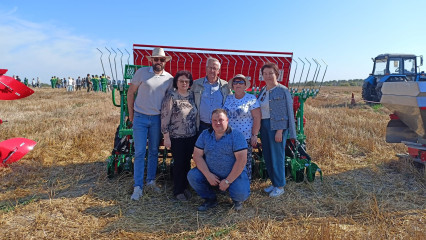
{"left": 362, "top": 81, "right": 374, "bottom": 102}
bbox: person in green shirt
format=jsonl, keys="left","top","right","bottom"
{"left": 24, "top": 78, "right": 28, "bottom": 86}
{"left": 101, "top": 74, "right": 108, "bottom": 92}
{"left": 50, "top": 76, "right": 57, "bottom": 89}
{"left": 92, "top": 75, "right": 99, "bottom": 92}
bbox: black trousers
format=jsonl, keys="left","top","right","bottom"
{"left": 171, "top": 136, "right": 196, "bottom": 196}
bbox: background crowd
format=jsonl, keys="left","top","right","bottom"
{"left": 11, "top": 74, "right": 117, "bottom": 93}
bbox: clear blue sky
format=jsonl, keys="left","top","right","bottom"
{"left": 1, "top": 0, "right": 425, "bottom": 83}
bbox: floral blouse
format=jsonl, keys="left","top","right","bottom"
{"left": 161, "top": 90, "right": 197, "bottom": 138}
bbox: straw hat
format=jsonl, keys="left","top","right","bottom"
{"left": 146, "top": 47, "right": 172, "bottom": 62}
{"left": 229, "top": 74, "right": 251, "bottom": 90}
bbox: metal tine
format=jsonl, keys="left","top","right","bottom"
{"left": 105, "top": 47, "right": 115, "bottom": 81}
{"left": 312, "top": 58, "right": 322, "bottom": 91}
{"left": 175, "top": 52, "right": 180, "bottom": 73}
{"left": 250, "top": 55, "right": 259, "bottom": 90}
{"left": 238, "top": 55, "right": 244, "bottom": 77}
{"left": 222, "top": 54, "right": 230, "bottom": 81}
{"left": 187, "top": 52, "right": 194, "bottom": 74}
{"left": 195, "top": 53, "right": 202, "bottom": 79}
{"left": 303, "top": 58, "right": 312, "bottom": 90}
{"left": 117, "top": 48, "right": 124, "bottom": 80}
{"left": 282, "top": 57, "right": 292, "bottom": 91}
{"left": 202, "top": 53, "right": 210, "bottom": 77}
{"left": 96, "top": 48, "right": 106, "bottom": 77}
{"left": 179, "top": 52, "right": 187, "bottom": 71}
{"left": 166, "top": 52, "right": 172, "bottom": 73}
{"left": 230, "top": 55, "right": 237, "bottom": 77}
{"left": 125, "top": 49, "right": 130, "bottom": 67}
{"left": 111, "top": 48, "right": 118, "bottom": 82}
{"left": 291, "top": 58, "right": 298, "bottom": 92}
{"left": 134, "top": 49, "right": 140, "bottom": 68}
{"left": 297, "top": 57, "right": 305, "bottom": 90}
{"left": 318, "top": 59, "right": 328, "bottom": 92}
{"left": 245, "top": 55, "right": 253, "bottom": 90}
{"left": 309, "top": 58, "right": 319, "bottom": 91}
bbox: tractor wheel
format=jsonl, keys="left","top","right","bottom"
{"left": 375, "top": 83, "right": 383, "bottom": 102}
{"left": 362, "top": 81, "right": 374, "bottom": 101}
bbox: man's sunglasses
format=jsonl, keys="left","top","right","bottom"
{"left": 153, "top": 58, "right": 166, "bottom": 62}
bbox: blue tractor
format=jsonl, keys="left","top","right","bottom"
{"left": 362, "top": 54, "right": 425, "bottom": 102}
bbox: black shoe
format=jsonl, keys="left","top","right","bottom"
{"left": 232, "top": 201, "right": 243, "bottom": 211}
{"left": 183, "top": 189, "right": 192, "bottom": 200}
{"left": 197, "top": 199, "right": 218, "bottom": 211}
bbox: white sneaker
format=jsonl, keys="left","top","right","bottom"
{"left": 131, "top": 186, "right": 143, "bottom": 201}
{"left": 146, "top": 180, "right": 161, "bottom": 193}
{"left": 269, "top": 187, "right": 284, "bottom": 197}
{"left": 264, "top": 185, "right": 275, "bottom": 193}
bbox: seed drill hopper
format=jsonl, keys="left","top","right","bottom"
{"left": 101, "top": 44, "right": 325, "bottom": 182}
{"left": 381, "top": 81, "right": 426, "bottom": 165}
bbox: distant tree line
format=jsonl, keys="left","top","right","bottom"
{"left": 289, "top": 79, "right": 364, "bottom": 87}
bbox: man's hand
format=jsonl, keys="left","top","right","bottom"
{"left": 275, "top": 129, "right": 283, "bottom": 143}
{"left": 219, "top": 179, "right": 230, "bottom": 191}
{"left": 128, "top": 111, "right": 134, "bottom": 122}
{"left": 206, "top": 172, "right": 220, "bottom": 186}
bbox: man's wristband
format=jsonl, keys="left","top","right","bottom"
{"left": 251, "top": 134, "right": 258, "bottom": 137}
{"left": 224, "top": 179, "right": 231, "bottom": 185}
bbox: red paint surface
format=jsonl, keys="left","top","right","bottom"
{"left": 133, "top": 44, "right": 293, "bottom": 89}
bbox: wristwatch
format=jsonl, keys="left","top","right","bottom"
{"left": 224, "top": 179, "right": 230, "bottom": 185}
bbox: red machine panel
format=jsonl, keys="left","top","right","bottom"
{"left": 0, "top": 138, "right": 37, "bottom": 167}
{"left": 0, "top": 69, "right": 34, "bottom": 100}
{"left": 133, "top": 44, "right": 293, "bottom": 89}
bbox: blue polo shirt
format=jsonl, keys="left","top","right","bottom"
{"left": 195, "top": 127, "right": 247, "bottom": 178}
{"left": 199, "top": 77, "right": 224, "bottom": 123}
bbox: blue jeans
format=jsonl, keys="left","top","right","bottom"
{"left": 260, "top": 119, "right": 289, "bottom": 187}
{"left": 187, "top": 167, "right": 250, "bottom": 202}
{"left": 132, "top": 112, "right": 161, "bottom": 188}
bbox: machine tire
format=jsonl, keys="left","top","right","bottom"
{"left": 362, "top": 81, "right": 374, "bottom": 101}
{"left": 375, "top": 83, "right": 383, "bottom": 102}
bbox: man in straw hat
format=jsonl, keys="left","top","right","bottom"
{"left": 127, "top": 47, "right": 173, "bottom": 201}
{"left": 191, "top": 57, "right": 232, "bottom": 135}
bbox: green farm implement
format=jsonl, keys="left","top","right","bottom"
{"left": 98, "top": 44, "right": 326, "bottom": 182}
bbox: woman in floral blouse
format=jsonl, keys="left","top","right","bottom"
{"left": 161, "top": 70, "right": 197, "bottom": 201}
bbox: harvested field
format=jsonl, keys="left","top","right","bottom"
{"left": 0, "top": 86, "right": 424, "bottom": 239}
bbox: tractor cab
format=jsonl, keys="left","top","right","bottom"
{"left": 372, "top": 54, "right": 418, "bottom": 81}
{"left": 362, "top": 53, "right": 423, "bottom": 102}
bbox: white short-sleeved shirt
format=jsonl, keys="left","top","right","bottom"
{"left": 223, "top": 93, "right": 260, "bottom": 140}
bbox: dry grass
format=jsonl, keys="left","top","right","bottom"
{"left": 0, "top": 86, "right": 424, "bottom": 239}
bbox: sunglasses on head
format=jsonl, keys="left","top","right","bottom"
{"left": 153, "top": 58, "right": 166, "bottom": 62}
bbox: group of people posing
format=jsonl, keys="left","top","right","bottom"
{"left": 49, "top": 74, "right": 114, "bottom": 92}
{"left": 128, "top": 48, "right": 296, "bottom": 212}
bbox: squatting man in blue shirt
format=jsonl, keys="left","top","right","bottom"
{"left": 187, "top": 108, "right": 250, "bottom": 211}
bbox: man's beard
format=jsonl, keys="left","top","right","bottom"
{"left": 153, "top": 63, "right": 164, "bottom": 72}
